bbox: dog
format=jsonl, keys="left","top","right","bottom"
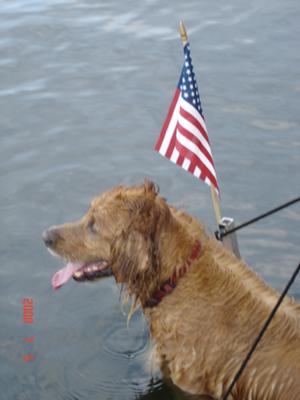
{"left": 43, "top": 181, "right": 300, "bottom": 399}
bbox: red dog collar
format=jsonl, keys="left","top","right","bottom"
{"left": 145, "top": 240, "right": 201, "bottom": 308}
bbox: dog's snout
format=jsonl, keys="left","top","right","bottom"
{"left": 42, "top": 228, "right": 58, "bottom": 247}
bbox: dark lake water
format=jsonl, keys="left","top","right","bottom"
{"left": 1, "top": 0, "right": 299, "bottom": 399}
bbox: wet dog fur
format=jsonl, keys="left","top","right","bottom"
{"left": 44, "top": 181, "right": 300, "bottom": 399}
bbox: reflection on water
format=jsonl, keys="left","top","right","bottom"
{"left": 251, "top": 119, "right": 296, "bottom": 131}
{"left": 0, "top": 0, "right": 299, "bottom": 398}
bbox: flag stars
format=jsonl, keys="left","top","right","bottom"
{"left": 179, "top": 46, "right": 204, "bottom": 116}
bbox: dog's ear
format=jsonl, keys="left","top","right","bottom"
{"left": 111, "top": 229, "right": 160, "bottom": 306}
{"left": 111, "top": 186, "right": 170, "bottom": 306}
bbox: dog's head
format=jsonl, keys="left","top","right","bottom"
{"left": 43, "top": 181, "right": 171, "bottom": 305}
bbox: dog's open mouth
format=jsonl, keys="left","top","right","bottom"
{"left": 51, "top": 260, "right": 112, "bottom": 291}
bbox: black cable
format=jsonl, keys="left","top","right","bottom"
{"left": 223, "top": 261, "right": 300, "bottom": 400}
{"left": 217, "top": 196, "right": 300, "bottom": 240}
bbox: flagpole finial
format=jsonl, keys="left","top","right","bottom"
{"left": 179, "top": 21, "right": 188, "bottom": 46}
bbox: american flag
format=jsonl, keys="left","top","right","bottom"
{"left": 155, "top": 42, "right": 220, "bottom": 195}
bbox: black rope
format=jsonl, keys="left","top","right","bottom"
{"left": 216, "top": 196, "right": 300, "bottom": 240}
{"left": 223, "top": 261, "right": 300, "bottom": 400}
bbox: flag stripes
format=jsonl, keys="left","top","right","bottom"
{"left": 155, "top": 89, "right": 180, "bottom": 157}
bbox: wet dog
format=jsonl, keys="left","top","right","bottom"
{"left": 43, "top": 181, "right": 300, "bottom": 399}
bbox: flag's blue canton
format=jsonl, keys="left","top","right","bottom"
{"left": 177, "top": 43, "right": 204, "bottom": 118}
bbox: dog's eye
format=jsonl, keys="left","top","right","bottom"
{"left": 87, "top": 218, "right": 97, "bottom": 234}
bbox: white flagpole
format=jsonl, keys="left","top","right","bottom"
{"left": 179, "top": 21, "right": 222, "bottom": 226}
{"left": 210, "top": 185, "right": 222, "bottom": 225}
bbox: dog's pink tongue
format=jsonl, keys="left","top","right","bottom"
{"left": 52, "top": 262, "right": 81, "bottom": 290}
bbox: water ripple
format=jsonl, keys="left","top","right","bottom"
{"left": 102, "top": 317, "right": 149, "bottom": 360}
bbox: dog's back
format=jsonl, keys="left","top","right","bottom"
{"left": 148, "top": 212, "right": 300, "bottom": 399}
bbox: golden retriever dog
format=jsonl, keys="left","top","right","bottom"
{"left": 43, "top": 181, "right": 300, "bottom": 399}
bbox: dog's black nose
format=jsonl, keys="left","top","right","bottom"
{"left": 42, "top": 228, "right": 57, "bottom": 247}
